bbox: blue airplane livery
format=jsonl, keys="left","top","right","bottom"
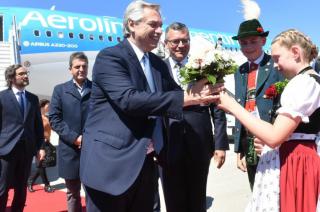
{"left": 0, "top": 6, "right": 263, "bottom": 97}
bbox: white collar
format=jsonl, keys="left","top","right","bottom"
{"left": 168, "top": 56, "right": 188, "bottom": 69}
{"left": 12, "top": 86, "right": 25, "bottom": 95}
{"left": 128, "top": 39, "right": 146, "bottom": 62}
{"left": 249, "top": 52, "right": 265, "bottom": 66}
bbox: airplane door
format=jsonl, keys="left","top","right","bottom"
{"left": 0, "top": 15, "right": 3, "bottom": 41}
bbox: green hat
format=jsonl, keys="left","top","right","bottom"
{"left": 232, "top": 19, "right": 269, "bottom": 40}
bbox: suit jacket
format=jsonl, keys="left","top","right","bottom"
{"left": 49, "top": 79, "right": 92, "bottom": 179}
{"left": 234, "top": 53, "right": 284, "bottom": 153}
{"left": 0, "top": 88, "right": 44, "bottom": 156}
{"left": 80, "top": 39, "right": 184, "bottom": 195}
{"left": 314, "top": 57, "right": 320, "bottom": 73}
{"left": 164, "top": 58, "right": 229, "bottom": 166}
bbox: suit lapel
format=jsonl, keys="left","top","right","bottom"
{"left": 239, "top": 63, "right": 249, "bottom": 101}
{"left": 81, "top": 80, "right": 92, "bottom": 98}
{"left": 164, "top": 58, "right": 174, "bottom": 78}
{"left": 150, "top": 54, "right": 163, "bottom": 92}
{"left": 7, "top": 89, "right": 24, "bottom": 120}
{"left": 256, "top": 54, "right": 273, "bottom": 95}
{"left": 65, "top": 80, "right": 81, "bottom": 100}
{"left": 24, "top": 91, "right": 32, "bottom": 121}
{"left": 123, "top": 39, "right": 145, "bottom": 77}
{"left": 122, "top": 39, "right": 152, "bottom": 92}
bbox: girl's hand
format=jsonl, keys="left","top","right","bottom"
{"left": 254, "top": 137, "right": 264, "bottom": 156}
{"left": 217, "top": 90, "right": 237, "bottom": 114}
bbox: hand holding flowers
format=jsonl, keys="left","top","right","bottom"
{"left": 183, "top": 78, "right": 224, "bottom": 107}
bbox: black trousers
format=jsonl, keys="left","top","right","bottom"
{"left": 85, "top": 154, "right": 156, "bottom": 212}
{"left": 28, "top": 161, "right": 50, "bottom": 186}
{"left": 162, "top": 158, "right": 210, "bottom": 212}
{"left": 162, "top": 108, "right": 213, "bottom": 212}
{"left": 153, "top": 165, "right": 161, "bottom": 212}
{"left": 0, "top": 141, "right": 33, "bottom": 212}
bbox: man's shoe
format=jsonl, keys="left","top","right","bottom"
{"left": 27, "top": 184, "right": 35, "bottom": 192}
{"left": 44, "top": 185, "right": 55, "bottom": 193}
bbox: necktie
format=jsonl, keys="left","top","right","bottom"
{"left": 142, "top": 53, "right": 155, "bottom": 92}
{"left": 245, "top": 62, "right": 258, "bottom": 112}
{"left": 244, "top": 62, "right": 259, "bottom": 166}
{"left": 142, "top": 53, "right": 163, "bottom": 154}
{"left": 174, "top": 62, "right": 182, "bottom": 85}
{"left": 17, "top": 91, "right": 25, "bottom": 117}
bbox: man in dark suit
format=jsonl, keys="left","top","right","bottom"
{"left": 79, "top": 1, "right": 221, "bottom": 211}
{"left": 232, "top": 19, "right": 283, "bottom": 190}
{"left": 313, "top": 56, "right": 320, "bottom": 73}
{"left": 161, "top": 22, "right": 229, "bottom": 212}
{"left": 0, "top": 64, "right": 45, "bottom": 212}
{"left": 49, "top": 52, "right": 92, "bottom": 212}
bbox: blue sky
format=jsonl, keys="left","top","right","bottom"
{"left": 3, "top": 0, "right": 320, "bottom": 46}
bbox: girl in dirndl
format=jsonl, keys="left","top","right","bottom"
{"left": 218, "top": 29, "right": 320, "bottom": 212}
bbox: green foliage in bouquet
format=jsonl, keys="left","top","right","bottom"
{"left": 274, "top": 79, "right": 289, "bottom": 95}
{"left": 179, "top": 50, "right": 238, "bottom": 85}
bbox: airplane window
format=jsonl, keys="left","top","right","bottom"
{"left": 117, "top": 37, "right": 121, "bottom": 42}
{"left": 108, "top": 36, "right": 113, "bottom": 42}
{"left": 34, "top": 30, "right": 40, "bottom": 37}
{"left": 89, "top": 34, "right": 94, "bottom": 40}
{"left": 79, "top": 33, "right": 85, "bottom": 39}
{"left": 69, "top": 32, "right": 74, "bottom": 39}
{"left": 98, "top": 35, "right": 104, "bottom": 41}
{"left": 58, "top": 32, "right": 64, "bottom": 39}
{"left": 46, "top": 31, "right": 52, "bottom": 37}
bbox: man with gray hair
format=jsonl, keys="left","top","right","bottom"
{"left": 79, "top": 1, "right": 221, "bottom": 211}
{"left": 162, "top": 22, "right": 229, "bottom": 212}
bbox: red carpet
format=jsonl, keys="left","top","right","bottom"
{"left": 6, "top": 185, "right": 86, "bottom": 212}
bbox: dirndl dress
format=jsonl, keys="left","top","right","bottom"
{"left": 246, "top": 73, "right": 320, "bottom": 212}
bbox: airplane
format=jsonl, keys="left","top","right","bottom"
{"left": 0, "top": 6, "right": 271, "bottom": 135}
{"left": 0, "top": 6, "right": 267, "bottom": 97}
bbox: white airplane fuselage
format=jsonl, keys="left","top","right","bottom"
{"left": 0, "top": 7, "right": 253, "bottom": 97}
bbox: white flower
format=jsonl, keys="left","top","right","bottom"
{"left": 179, "top": 35, "right": 238, "bottom": 85}
{"left": 203, "top": 49, "right": 216, "bottom": 67}
{"left": 189, "top": 35, "right": 215, "bottom": 59}
{"left": 189, "top": 58, "right": 201, "bottom": 69}
{"left": 220, "top": 50, "right": 232, "bottom": 61}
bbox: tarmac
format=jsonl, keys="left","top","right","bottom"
{"left": 34, "top": 131, "right": 251, "bottom": 212}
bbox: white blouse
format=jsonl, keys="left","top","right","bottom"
{"left": 246, "top": 73, "right": 320, "bottom": 212}
{"left": 277, "top": 73, "right": 320, "bottom": 123}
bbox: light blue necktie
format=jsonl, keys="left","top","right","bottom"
{"left": 142, "top": 53, "right": 155, "bottom": 92}
{"left": 142, "top": 53, "right": 163, "bottom": 153}
{"left": 17, "top": 91, "right": 25, "bottom": 117}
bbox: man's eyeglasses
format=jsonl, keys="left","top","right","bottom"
{"left": 16, "top": 71, "right": 30, "bottom": 77}
{"left": 167, "top": 39, "right": 190, "bottom": 46}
